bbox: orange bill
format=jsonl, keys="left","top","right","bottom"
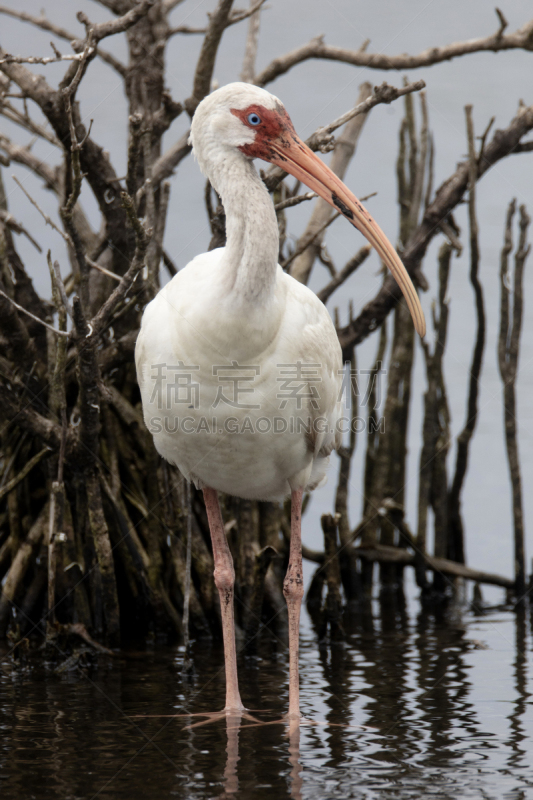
{"left": 269, "top": 136, "right": 426, "bottom": 337}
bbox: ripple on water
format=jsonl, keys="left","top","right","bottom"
{"left": 0, "top": 609, "right": 532, "bottom": 799}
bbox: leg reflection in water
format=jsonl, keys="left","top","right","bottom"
{"left": 219, "top": 711, "right": 242, "bottom": 799}
{"left": 288, "top": 724, "right": 303, "bottom": 800}
{"left": 217, "top": 713, "right": 303, "bottom": 800}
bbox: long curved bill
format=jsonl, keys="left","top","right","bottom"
{"left": 268, "top": 136, "right": 426, "bottom": 337}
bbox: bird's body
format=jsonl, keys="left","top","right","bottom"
{"left": 136, "top": 82, "right": 425, "bottom": 725}
{"left": 136, "top": 252, "right": 342, "bottom": 501}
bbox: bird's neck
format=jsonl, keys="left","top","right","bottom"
{"left": 211, "top": 153, "right": 279, "bottom": 305}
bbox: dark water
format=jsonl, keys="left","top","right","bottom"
{"left": 1, "top": 602, "right": 532, "bottom": 800}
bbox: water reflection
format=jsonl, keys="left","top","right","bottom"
{"left": 220, "top": 713, "right": 241, "bottom": 798}
{"left": 287, "top": 725, "right": 303, "bottom": 800}
{"left": 0, "top": 603, "right": 531, "bottom": 799}
{"left": 506, "top": 607, "right": 529, "bottom": 774}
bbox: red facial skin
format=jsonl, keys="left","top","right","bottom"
{"left": 230, "top": 104, "right": 299, "bottom": 162}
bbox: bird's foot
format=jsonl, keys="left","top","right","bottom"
{"left": 240, "top": 712, "right": 376, "bottom": 732}
{"left": 133, "top": 707, "right": 265, "bottom": 730}
{"left": 181, "top": 707, "right": 262, "bottom": 730}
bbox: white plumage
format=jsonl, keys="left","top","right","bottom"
{"left": 135, "top": 83, "right": 424, "bottom": 723}
{"left": 136, "top": 253, "right": 342, "bottom": 500}
{"left": 136, "top": 84, "right": 344, "bottom": 502}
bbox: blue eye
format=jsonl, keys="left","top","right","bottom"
{"left": 247, "top": 113, "right": 261, "bottom": 126}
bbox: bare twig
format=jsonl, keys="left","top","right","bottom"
{"left": 306, "top": 80, "right": 426, "bottom": 152}
{"left": 144, "top": 131, "right": 190, "bottom": 198}
{"left": 317, "top": 245, "right": 372, "bottom": 305}
{"left": 240, "top": 0, "right": 262, "bottom": 83}
{"left": 263, "top": 81, "right": 425, "bottom": 196}
{"left": 498, "top": 201, "right": 530, "bottom": 600}
{"left": 0, "top": 5, "right": 126, "bottom": 74}
{"left": 0, "top": 51, "right": 92, "bottom": 66}
{"left": 416, "top": 242, "right": 451, "bottom": 560}
{"left": 448, "top": 106, "right": 486, "bottom": 564}
{"left": 0, "top": 288, "right": 68, "bottom": 337}
{"left": 86, "top": 257, "right": 122, "bottom": 282}
{"left": 230, "top": 0, "right": 268, "bottom": 26}
{"left": 281, "top": 211, "right": 340, "bottom": 269}
{"left": 184, "top": 0, "right": 236, "bottom": 116}
{"left": 89, "top": 192, "right": 151, "bottom": 339}
{"left": 255, "top": 13, "right": 533, "bottom": 86}
{"left": 321, "top": 514, "right": 344, "bottom": 638}
{"left": 353, "top": 542, "right": 514, "bottom": 590}
{"left": 78, "top": 0, "right": 155, "bottom": 44}
{"left": 169, "top": 0, "right": 267, "bottom": 38}
{"left": 167, "top": 25, "right": 206, "bottom": 35}
{"left": 337, "top": 102, "right": 533, "bottom": 354}
{"left": 290, "top": 81, "right": 374, "bottom": 285}
{"left": 0, "top": 447, "right": 49, "bottom": 502}
{"left": 48, "top": 252, "right": 72, "bottom": 322}
{"left": 0, "top": 209, "right": 41, "bottom": 251}
{"left": 274, "top": 191, "right": 316, "bottom": 212}
{"left": 0, "top": 506, "right": 48, "bottom": 637}
{"left": 0, "top": 97, "right": 60, "bottom": 146}
{"left": 513, "top": 140, "right": 533, "bottom": 153}
{"left": 0, "top": 6, "right": 80, "bottom": 44}
{"left": 12, "top": 175, "right": 73, "bottom": 247}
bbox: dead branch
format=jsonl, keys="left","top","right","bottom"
{"left": 0, "top": 55, "right": 131, "bottom": 276}
{"left": 498, "top": 201, "right": 530, "bottom": 600}
{"left": 281, "top": 212, "right": 340, "bottom": 270}
{"left": 0, "top": 288, "right": 68, "bottom": 338}
{"left": 354, "top": 543, "right": 515, "bottom": 590}
{"left": 337, "top": 102, "right": 533, "bottom": 354}
{"left": 321, "top": 514, "right": 344, "bottom": 638}
{"left": 255, "top": 13, "right": 533, "bottom": 86}
{"left": 274, "top": 192, "right": 316, "bottom": 212}
{"left": 334, "top": 350, "right": 360, "bottom": 602}
{"left": 0, "top": 136, "right": 98, "bottom": 252}
{"left": 0, "top": 135, "right": 57, "bottom": 187}
{"left": 0, "top": 0, "right": 531, "bottom": 656}
{"left": 89, "top": 192, "right": 151, "bottom": 339}
{"left": 86, "top": 470, "right": 121, "bottom": 646}
{"left": 147, "top": 131, "right": 190, "bottom": 195}
{"left": 0, "top": 447, "right": 49, "bottom": 502}
{"left": 0, "top": 504, "right": 48, "bottom": 637}
{"left": 0, "top": 5, "right": 126, "bottom": 74}
{"left": 447, "top": 106, "right": 485, "bottom": 564}
{"left": 0, "top": 95, "right": 60, "bottom": 146}
{"left": 305, "top": 80, "right": 426, "bottom": 152}
{"left": 416, "top": 243, "right": 451, "bottom": 557}
{"left": 184, "top": 0, "right": 236, "bottom": 116}
{"left": 240, "top": 0, "right": 262, "bottom": 83}
{"left": 317, "top": 245, "right": 371, "bottom": 305}
{"left": 513, "top": 140, "right": 533, "bottom": 153}
{"left": 290, "top": 82, "right": 373, "bottom": 285}
{"left": 12, "top": 175, "right": 72, "bottom": 248}
{"left": 0, "top": 51, "right": 91, "bottom": 66}
{"left": 169, "top": 0, "right": 266, "bottom": 38}
{"left": 77, "top": 0, "right": 156, "bottom": 44}
{"left": 0, "top": 209, "right": 42, "bottom": 252}
{"left": 263, "top": 80, "right": 426, "bottom": 195}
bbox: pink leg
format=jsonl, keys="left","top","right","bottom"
{"left": 283, "top": 488, "right": 304, "bottom": 724}
{"left": 203, "top": 487, "right": 244, "bottom": 713}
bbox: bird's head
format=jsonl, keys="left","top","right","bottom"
{"left": 190, "top": 83, "right": 425, "bottom": 337}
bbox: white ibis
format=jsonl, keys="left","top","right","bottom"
{"left": 136, "top": 82, "right": 425, "bottom": 725}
